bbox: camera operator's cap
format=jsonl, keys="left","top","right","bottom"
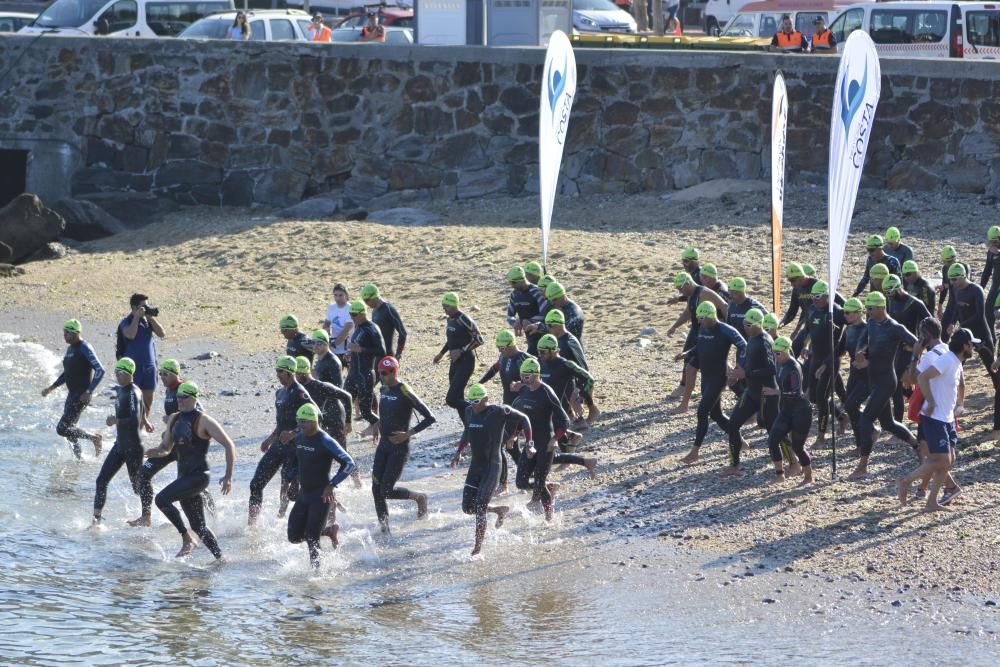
{"left": 537, "top": 274, "right": 556, "bottom": 291}
{"left": 465, "top": 383, "right": 487, "bottom": 401}
{"left": 940, "top": 245, "right": 957, "bottom": 261}
{"left": 294, "top": 356, "right": 311, "bottom": 374}
{"left": 744, "top": 308, "right": 765, "bottom": 327}
{"left": 902, "top": 259, "right": 919, "bottom": 274}
{"left": 951, "top": 328, "right": 981, "bottom": 347}
{"left": 810, "top": 279, "right": 829, "bottom": 296}
{"left": 524, "top": 261, "right": 543, "bottom": 277}
{"left": 864, "top": 291, "right": 887, "bottom": 308}
{"left": 537, "top": 334, "right": 559, "bottom": 351}
{"left": 177, "top": 381, "right": 199, "bottom": 399}
{"left": 544, "top": 309, "right": 565, "bottom": 326}
{"left": 700, "top": 263, "right": 718, "bottom": 279}
{"left": 865, "top": 234, "right": 884, "bottom": 250}
{"left": 885, "top": 226, "right": 901, "bottom": 242}
{"left": 63, "top": 318, "right": 82, "bottom": 334}
{"left": 279, "top": 314, "right": 299, "bottom": 330}
{"left": 695, "top": 301, "right": 717, "bottom": 320}
{"left": 990, "top": 225, "right": 1000, "bottom": 241}
{"left": 762, "top": 312, "right": 780, "bottom": 330}
{"left": 843, "top": 297, "right": 864, "bottom": 313}
{"left": 545, "top": 281, "right": 566, "bottom": 300}
{"left": 442, "top": 292, "right": 460, "bottom": 308}
{"left": 772, "top": 336, "right": 793, "bottom": 353}
{"left": 681, "top": 246, "right": 699, "bottom": 261}
{"left": 506, "top": 266, "right": 526, "bottom": 282}
{"left": 348, "top": 300, "right": 366, "bottom": 315}
{"left": 882, "top": 275, "right": 902, "bottom": 292}
{"left": 802, "top": 264, "right": 817, "bottom": 278}
{"left": 360, "top": 283, "right": 380, "bottom": 300}
{"left": 310, "top": 328, "right": 330, "bottom": 344}
{"left": 869, "top": 263, "right": 889, "bottom": 280}
{"left": 275, "top": 355, "right": 297, "bottom": 372}
{"left": 379, "top": 356, "right": 400, "bottom": 372}
{"left": 519, "top": 357, "right": 541, "bottom": 374}
{"left": 729, "top": 277, "right": 747, "bottom": 292}
{"left": 296, "top": 403, "right": 321, "bottom": 423}
{"left": 159, "top": 358, "right": 180, "bottom": 374}
{"left": 785, "top": 262, "right": 804, "bottom": 279}
{"left": 673, "top": 271, "right": 694, "bottom": 288}
{"left": 115, "top": 357, "right": 136, "bottom": 375}
{"left": 495, "top": 329, "right": 515, "bottom": 347}
{"left": 947, "top": 262, "right": 967, "bottom": 279}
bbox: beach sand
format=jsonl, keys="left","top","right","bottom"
{"left": 5, "top": 183, "right": 1000, "bottom": 597}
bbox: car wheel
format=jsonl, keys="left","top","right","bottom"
{"left": 706, "top": 17, "right": 719, "bottom": 36}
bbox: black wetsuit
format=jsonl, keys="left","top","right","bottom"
{"left": 682, "top": 286, "right": 704, "bottom": 365}
{"left": 942, "top": 281, "right": 995, "bottom": 374}
{"left": 512, "top": 382, "right": 569, "bottom": 511}
{"left": 727, "top": 331, "right": 779, "bottom": 467}
{"left": 346, "top": 320, "right": 386, "bottom": 426}
{"left": 887, "top": 292, "right": 932, "bottom": 421}
{"left": 690, "top": 321, "right": 747, "bottom": 451}
{"left": 249, "top": 380, "right": 314, "bottom": 515}
{"left": 288, "top": 429, "right": 355, "bottom": 565}
{"left": 939, "top": 261, "right": 972, "bottom": 314}
{"left": 982, "top": 250, "right": 1000, "bottom": 329}
{"left": 556, "top": 331, "right": 588, "bottom": 371}
{"left": 767, "top": 357, "right": 812, "bottom": 467}
{"left": 479, "top": 350, "right": 530, "bottom": 485}
{"left": 704, "top": 280, "right": 730, "bottom": 303}
{"left": 852, "top": 253, "right": 901, "bottom": 297}
{"left": 286, "top": 331, "right": 314, "bottom": 361}
{"left": 313, "top": 350, "right": 344, "bottom": 389}
{"left": 839, "top": 320, "right": 870, "bottom": 436}
{"left": 805, "top": 304, "right": 846, "bottom": 435}
{"left": 53, "top": 339, "right": 104, "bottom": 457}
{"left": 459, "top": 404, "right": 531, "bottom": 516}
{"left": 541, "top": 354, "right": 596, "bottom": 460}
{"left": 155, "top": 409, "right": 223, "bottom": 559}
{"left": 556, "top": 299, "right": 586, "bottom": 342}
{"left": 95, "top": 382, "right": 151, "bottom": 515}
{"left": 507, "top": 284, "right": 547, "bottom": 354}
{"left": 779, "top": 279, "right": 816, "bottom": 330}
{"left": 726, "top": 297, "right": 767, "bottom": 339}
{"left": 440, "top": 310, "right": 483, "bottom": 425}
{"left": 371, "top": 382, "right": 436, "bottom": 525}
{"left": 303, "top": 378, "right": 353, "bottom": 445}
{"left": 371, "top": 301, "right": 407, "bottom": 358}
{"left": 856, "top": 316, "right": 917, "bottom": 457}
{"left": 905, "top": 276, "right": 936, "bottom": 314}
{"left": 884, "top": 242, "right": 914, "bottom": 268}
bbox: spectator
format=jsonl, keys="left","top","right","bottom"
{"left": 666, "top": 15, "right": 682, "bottom": 35}
{"left": 809, "top": 16, "right": 836, "bottom": 53}
{"left": 323, "top": 283, "right": 353, "bottom": 366}
{"left": 306, "top": 13, "right": 332, "bottom": 42}
{"left": 118, "top": 293, "right": 166, "bottom": 416}
{"left": 229, "top": 11, "right": 251, "bottom": 41}
{"left": 770, "top": 15, "right": 805, "bottom": 52}
{"left": 360, "top": 12, "right": 385, "bottom": 42}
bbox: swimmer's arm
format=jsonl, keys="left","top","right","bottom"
{"left": 479, "top": 361, "right": 500, "bottom": 384}
{"left": 389, "top": 304, "right": 407, "bottom": 357}
{"left": 202, "top": 416, "right": 236, "bottom": 490}
{"left": 83, "top": 343, "right": 105, "bottom": 392}
{"left": 146, "top": 414, "right": 179, "bottom": 457}
{"left": 461, "top": 314, "right": 484, "bottom": 352}
{"left": 667, "top": 308, "right": 689, "bottom": 335}
{"left": 401, "top": 383, "right": 436, "bottom": 434}
{"left": 323, "top": 437, "right": 355, "bottom": 487}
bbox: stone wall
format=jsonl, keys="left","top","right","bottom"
{"left": 1, "top": 35, "right": 999, "bottom": 213}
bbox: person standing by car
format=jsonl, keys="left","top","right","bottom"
{"left": 770, "top": 15, "right": 805, "bottom": 52}
{"left": 229, "top": 11, "right": 251, "bottom": 40}
{"left": 360, "top": 12, "right": 385, "bottom": 41}
{"left": 809, "top": 16, "right": 836, "bottom": 53}
{"left": 306, "top": 13, "right": 331, "bottom": 41}
{"left": 118, "top": 293, "right": 166, "bottom": 417}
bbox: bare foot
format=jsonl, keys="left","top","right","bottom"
{"left": 717, "top": 466, "right": 741, "bottom": 478}
{"left": 786, "top": 462, "right": 802, "bottom": 477}
{"left": 679, "top": 449, "right": 700, "bottom": 465}
{"left": 669, "top": 403, "right": 690, "bottom": 415}
{"left": 922, "top": 503, "right": 950, "bottom": 513}
{"left": 572, "top": 417, "right": 591, "bottom": 432}
{"left": 176, "top": 533, "right": 198, "bottom": 558}
{"left": 92, "top": 433, "right": 103, "bottom": 456}
{"left": 847, "top": 467, "right": 869, "bottom": 481}
{"left": 471, "top": 543, "right": 482, "bottom": 556}
{"left": 494, "top": 506, "right": 510, "bottom": 528}
{"left": 544, "top": 504, "right": 554, "bottom": 522}
{"left": 546, "top": 482, "right": 561, "bottom": 497}
{"left": 896, "top": 478, "right": 910, "bottom": 504}
{"left": 526, "top": 499, "right": 543, "bottom": 514}
{"left": 766, "top": 473, "right": 786, "bottom": 486}
{"left": 497, "top": 484, "right": 509, "bottom": 497}
{"left": 586, "top": 407, "right": 601, "bottom": 426}
{"left": 127, "top": 514, "right": 151, "bottom": 528}
{"left": 89, "top": 516, "right": 103, "bottom": 530}
{"left": 797, "top": 477, "right": 814, "bottom": 487}
{"left": 415, "top": 493, "right": 429, "bottom": 519}
{"left": 322, "top": 523, "right": 340, "bottom": 548}
{"left": 351, "top": 470, "right": 363, "bottom": 489}
{"left": 666, "top": 385, "right": 685, "bottom": 400}
{"left": 584, "top": 457, "right": 598, "bottom": 480}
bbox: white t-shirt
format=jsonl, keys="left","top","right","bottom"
{"left": 916, "top": 342, "right": 948, "bottom": 374}
{"left": 922, "top": 349, "right": 962, "bottom": 422}
{"left": 325, "top": 302, "right": 352, "bottom": 355}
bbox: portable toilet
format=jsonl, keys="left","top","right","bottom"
{"left": 487, "top": 0, "right": 572, "bottom": 46}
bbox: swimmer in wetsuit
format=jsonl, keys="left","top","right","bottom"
{"left": 345, "top": 300, "right": 386, "bottom": 442}
{"left": 434, "top": 292, "right": 484, "bottom": 426}
{"left": 287, "top": 403, "right": 355, "bottom": 567}
{"left": 450, "top": 384, "right": 532, "bottom": 555}
{"left": 310, "top": 329, "right": 344, "bottom": 388}
{"left": 294, "top": 355, "right": 361, "bottom": 490}
{"left": 280, "top": 314, "right": 314, "bottom": 362}
{"left": 42, "top": 318, "right": 105, "bottom": 459}
{"left": 144, "top": 381, "right": 235, "bottom": 559}
{"left": 766, "top": 337, "right": 814, "bottom": 486}
{"left": 504, "top": 266, "right": 547, "bottom": 355}
{"left": 479, "top": 329, "right": 531, "bottom": 492}
{"left": 362, "top": 283, "right": 408, "bottom": 360}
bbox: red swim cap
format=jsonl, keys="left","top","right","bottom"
{"left": 379, "top": 356, "right": 400, "bottom": 371}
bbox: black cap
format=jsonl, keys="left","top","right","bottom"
{"left": 367, "top": 11, "right": 377, "bottom": 17}
{"left": 951, "top": 328, "right": 981, "bottom": 347}
{"left": 814, "top": 16, "right": 824, "bottom": 23}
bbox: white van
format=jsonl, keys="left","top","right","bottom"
{"left": 828, "top": 1, "right": 964, "bottom": 57}
{"left": 20, "top": 0, "right": 233, "bottom": 37}
{"left": 964, "top": 3, "right": 1000, "bottom": 59}
{"left": 704, "top": 0, "right": 757, "bottom": 35}
{"left": 720, "top": 0, "right": 843, "bottom": 40}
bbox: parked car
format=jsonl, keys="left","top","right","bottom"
{"left": 177, "top": 8, "right": 312, "bottom": 40}
{"left": 720, "top": 0, "right": 842, "bottom": 40}
{"left": 329, "top": 24, "right": 413, "bottom": 43}
{"left": 704, "top": 0, "right": 756, "bottom": 35}
{"left": 573, "top": 0, "right": 638, "bottom": 34}
{"left": 964, "top": 2, "right": 1000, "bottom": 60}
{"left": 335, "top": 3, "right": 412, "bottom": 28}
{"left": 0, "top": 11, "right": 36, "bottom": 31}
{"left": 828, "top": 1, "right": 968, "bottom": 58}
{"left": 20, "top": 0, "right": 234, "bottom": 36}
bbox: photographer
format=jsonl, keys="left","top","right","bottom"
{"left": 118, "top": 293, "right": 166, "bottom": 415}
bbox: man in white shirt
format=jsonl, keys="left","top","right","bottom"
{"left": 323, "top": 283, "right": 353, "bottom": 365}
{"left": 898, "top": 326, "right": 971, "bottom": 511}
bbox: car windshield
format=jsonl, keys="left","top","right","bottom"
{"left": 574, "top": 0, "right": 619, "bottom": 11}
{"left": 35, "top": 0, "right": 109, "bottom": 28}
{"left": 177, "top": 16, "right": 230, "bottom": 38}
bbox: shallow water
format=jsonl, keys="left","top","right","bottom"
{"left": 2, "top": 331, "right": 999, "bottom": 665}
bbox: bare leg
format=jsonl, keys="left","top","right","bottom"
{"left": 176, "top": 530, "right": 198, "bottom": 557}
{"left": 278, "top": 481, "right": 290, "bottom": 518}
{"left": 92, "top": 432, "right": 103, "bottom": 456}
{"left": 412, "top": 492, "right": 428, "bottom": 519}
{"left": 798, "top": 465, "right": 814, "bottom": 486}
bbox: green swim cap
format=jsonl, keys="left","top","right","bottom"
{"left": 538, "top": 275, "right": 556, "bottom": 291}
{"left": 902, "top": 260, "right": 919, "bottom": 274}
{"left": 674, "top": 272, "right": 694, "bottom": 288}
{"left": 159, "top": 358, "right": 180, "bottom": 375}
{"left": 941, "top": 245, "right": 957, "bottom": 261}
{"left": 744, "top": 308, "right": 765, "bottom": 327}
{"left": 865, "top": 234, "right": 884, "bottom": 250}
{"left": 762, "top": 313, "right": 780, "bottom": 330}
{"left": 864, "top": 291, "right": 887, "bottom": 308}
{"left": 275, "top": 355, "right": 297, "bottom": 372}
{"left": 729, "top": 277, "right": 747, "bottom": 292}
{"left": 545, "top": 281, "right": 566, "bottom": 300}
{"left": 520, "top": 357, "right": 541, "bottom": 374}
{"left": 537, "top": 334, "right": 559, "bottom": 351}
{"left": 348, "top": 300, "right": 366, "bottom": 315}
{"left": 495, "top": 329, "right": 515, "bottom": 347}
{"left": 843, "top": 297, "right": 864, "bottom": 313}
{"left": 785, "top": 263, "right": 804, "bottom": 279}
{"left": 296, "top": 403, "right": 320, "bottom": 422}
{"left": 773, "top": 336, "right": 792, "bottom": 353}
{"left": 948, "top": 263, "right": 967, "bottom": 279}
{"left": 869, "top": 263, "right": 889, "bottom": 280}
{"left": 802, "top": 264, "right": 817, "bottom": 278}
{"left": 177, "top": 381, "right": 199, "bottom": 399}
{"left": 507, "top": 266, "right": 526, "bottom": 282}
{"left": 885, "top": 226, "right": 901, "bottom": 243}
{"left": 310, "top": 328, "right": 330, "bottom": 345}
{"left": 811, "top": 280, "right": 829, "bottom": 296}
{"left": 294, "top": 356, "right": 311, "bottom": 374}
{"left": 115, "top": 357, "right": 136, "bottom": 375}
{"left": 695, "top": 301, "right": 717, "bottom": 320}
{"left": 701, "top": 263, "right": 719, "bottom": 279}
{"left": 681, "top": 247, "right": 700, "bottom": 261}
{"left": 360, "top": 283, "right": 380, "bottom": 300}
{"left": 989, "top": 225, "right": 1000, "bottom": 241}
{"left": 279, "top": 314, "right": 299, "bottom": 330}
{"left": 63, "top": 318, "right": 82, "bottom": 334}
{"left": 524, "top": 261, "right": 543, "bottom": 277}
{"left": 882, "top": 275, "right": 902, "bottom": 292}
{"left": 995, "top": 293, "right": 1000, "bottom": 309}
{"left": 442, "top": 292, "right": 460, "bottom": 308}
{"left": 465, "top": 383, "right": 487, "bottom": 401}
{"left": 544, "top": 309, "right": 565, "bottom": 326}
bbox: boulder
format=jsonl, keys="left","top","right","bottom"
{"left": 53, "top": 198, "right": 128, "bottom": 241}
{"left": 279, "top": 194, "right": 340, "bottom": 220}
{"left": 367, "top": 207, "right": 441, "bottom": 227}
{"left": 27, "top": 242, "right": 68, "bottom": 261}
{"left": 0, "top": 194, "right": 66, "bottom": 264}
{"left": 77, "top": 191, "right": 179, "bottom": 226}
{"left": 0, "top": 263, "right": 25, "bottom": 277}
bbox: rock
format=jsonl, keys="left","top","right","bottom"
{"left": 670, "top": 179, "right": 769, "bottom": 203}
{"left": 457, "top": 166, "right": 507, "bottom": 199}
{"left": 53, "top": 198, "right": 128, "bottom": 241}
{"left": 77, "top": 191, "right": 179, "bottom": 226}
{"left": 220, "top": 389, "right": 239, "bottom": 397}
{"left": 367, "top": 207, "right": 441, "bottom": 227}
{"left": 0, "top": 263, "right": 25, "bottom": 277}
{"left": 194, "top": 351, "right": 220, "bottom": 360}
{"left": 0, "top": 194, "right": 66, "bottom": 264}
{"left": 891, "top": 600, "right": 902, "bottom": 607}
{"left": 279, "top": 194, "right": 340, "bottom": 220}
{"left": 27, "top": 242, "right": 68, "bottom": 261}
{"left": 763, "top": 598, "right": 777, "bottom": 604}
{"left": 637, "top": 337, "right": 652, "bottom": 349}
{"left": 640, "top": 326, "right": 658, "bottom": 336}
{"left": 886, "top": 161, "right": 943, "bottom": 191}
